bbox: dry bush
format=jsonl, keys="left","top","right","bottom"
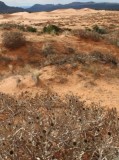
{"left": 90, "top": 51, "right": 119, "bottom": 66}
{"left": 42, "top": 50, "right": 118, "bottom": 70}
{"left": 2, "top": 31, "right": 26, "bottom": 49}
{"left": 105, "top": 33, "right": 119, "bottom": 48}
{"left": 0, "top": 92, "right": 119, "bottom": 160}
{"left": 72, "top": 29, "right": 101, "bottom": 42}
{"left": 0, "top": 23, "right": 25, "bottom": 31}
{"left": 0, "top": 23, "right": 37, "bottom": 33}
{"left": 42, "top": 42, "right": 55, "bottom": 57}
{"left": 81, "top": 64, "right": 102, "bottom": 78}
{"left": 102, "top": 29, "right": 119, "bottom": 48}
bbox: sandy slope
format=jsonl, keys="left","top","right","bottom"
{"left": 0, "top": 65, "right": 119, "bottom": 109}
{"left": 0, "top": 8, "right": 117, "bottom": 28}
{"left": 0, "top": 9, "right": 119, "bottom": 109}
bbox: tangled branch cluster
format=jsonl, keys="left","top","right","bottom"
{"left": 0, "top": 92, "right": 119, "bottom": 160}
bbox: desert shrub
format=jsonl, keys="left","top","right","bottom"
{"left": 0, "top": 92, "right": 119, "bottom": 159}
{"left": 26, "top": 26, "right": 37, "bottom": 32}
{"left": 90, "top": 51, "right": 118, "bottom": 66}
{"left": 104, "top": 53, "right": 118, "bottom": 65}
{"left": 0, "top": 23, "right": 26, "bottom": 31}
{"left": 2, "top": 31, "right": 26, "bottom": 49}
{"left": 17, "top": 24, "right": 26, "bottom": 31}
{"left": 42, "top": 42, "right": 54, "bottom": 56}
{"left": 92, "top": 25, "right": 107, "bottom": 34}
{"left": 85, "top": 27, "right": 92, "bottom": 31}
{"left": 105, "top": 33, "right": 119, "bottom": 48}
{"left": 81, "top": 64, "right": 102, "bottom": 78}
{"left": 73, "top": 29, "right": 101, "bottom": 42}
{"left": 0, "top": 23, "right": 13, "bottom": 30}
{"left": 90, "top": 51, "right": 104, "bottom": 60}
{"left": 0, "top": 23, "right": 37, "bottom": 33}
{"left": 43, "top": 24, "right": 62, "bottom": 34}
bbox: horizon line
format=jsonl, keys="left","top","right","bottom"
{"left": 2, "top": 1, "right": 119, "bottom": 7}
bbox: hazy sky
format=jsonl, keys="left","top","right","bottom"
{"left": 3, "top": 0, "right": 119, "bottom": 6}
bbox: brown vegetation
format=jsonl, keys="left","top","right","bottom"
{"left": 0, "top": 9, "right": 119, "bottom": 160}
{"left": 0, "top": 92, "right": 119, "bottom": 160}
{"left": 2, "top": 31, "right": 26, "bottom": 49}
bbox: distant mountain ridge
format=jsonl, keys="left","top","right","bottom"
{"left": 0, "top": 1, "right": 119, "bottom": 13}
{"left": 0, "top": 1, "right": 25, "bottom": 13}
{"left": 28, "top": 2, "right": 119, "bottom": 12}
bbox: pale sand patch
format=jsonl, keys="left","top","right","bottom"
{"left": 0, "top": 66, "right": 119, "bottom": 109}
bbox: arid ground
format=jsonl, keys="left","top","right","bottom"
{"left": 0, "top": 9, "right": 119, "bottom": 108}
{"left": 0, "top": 8, "right": 119, "bottom": 160}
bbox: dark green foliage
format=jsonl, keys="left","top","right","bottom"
{"left": 43, "top": 24, "right": 62, "bottom": 34}
{"left": 93, "top": 25, "right": 107, "bottom": 34}
{"left": 26, "top": 26, "right": 37, "bottom": 32}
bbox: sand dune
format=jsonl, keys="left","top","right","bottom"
{"left": 0, "top": 8, "right": 100, "bottom": 21}
{"left": 0, "top": 8, "right": 119, "bottom": 109}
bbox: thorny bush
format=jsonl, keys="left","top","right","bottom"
{"left": 0, "top": 92, "right": 119, "bottom": 160}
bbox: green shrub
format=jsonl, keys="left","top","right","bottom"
{"left": 43, "top": 24, "right": 62, "bottom": 34}
{"left": 26, "top": 26, "right": 37, "bottom": 32}
{"left": 2, "top": 31, "right": 26, "bottom": 49}
{"left": 93, "top": 25, "right": 107, "bottom": 34}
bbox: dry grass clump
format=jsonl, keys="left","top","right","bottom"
{"left": 0, "top": 23, "right": 37, "bottom": 32}
{"left": 81, "top": 64, "right": 102, "bottom": 78}
{"left": 42, "top": 42, "right": 55, "bottom": 57}
{"left": 2, "top": 31, "right": 26, "bottom": 49}
{"left": 0, "top": 92, "right": 119, "bottom": 160}
{"left": 72, "top": 29, "right": 101, "bottom": 42}
{"left": 90, "top": 51, "right": 119, "bottom": 66}
{"left": 48, "top": 51, "right": 118, "bottom": 67}
{"left": 105, "top": 31, "right": 119, "bottom": 48}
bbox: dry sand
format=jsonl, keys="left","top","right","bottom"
{"left": 0, "top": 8, "right": 118, "bottom": 28}
{"left": 0, "top": 8, "right": 119, "bottom": 109}
{"left": 0, "top": 66, "right": 118, "bottom": 110}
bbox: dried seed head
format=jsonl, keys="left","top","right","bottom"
{"left": 10, "top": 150, "right": 14, "bottom": 155}
{"left": 84, "top": 139, "right": 88, "bottom": 143}
{"left": 108, "top": 132, "right": 111, "bottom": 136}
{"left": 73, "top": 141, "right": 77, "bottom": 146}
